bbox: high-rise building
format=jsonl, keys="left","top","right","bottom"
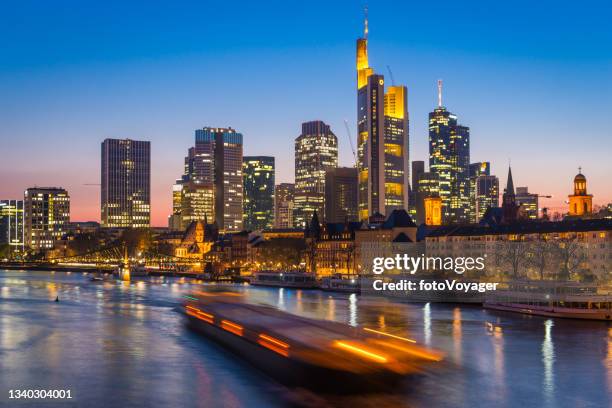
{"left": 475, "top": 175, "right": 499, "bottom": 222}
{"left": 243, "top": 156, "right": 275, "bottom": 231}
{"left": 410, "top": 161, "right": 425, "bottom": 209}
{"left": 178, "top": 127, "right": 244, "bottom": 232}
{"left": 568, "top": 168, "right": 593, "bottom": 217}
{"left": 0, "top": 200, "right": 24, "bottom": 252}
{"left": 101, "top": 139, "right": 150, "bottom": 228}
{"left": 415, "top": 172, "right": 440, "bottom": 225}
{"left": 429, "top": 81, "right": 470, "bottom": 224}
{"left": 294, "top": 121, "right": 338, "bottom": 228}
{"left": 356, "top": 15, "right": 409, "bottom": 220}
{"left": 516, "top": 186, "right": 538, "bottom": 220}
{"left": 24, "top": 187, "right": 70, "bottom": 250}
{"left": 325, "top": 167, "right": 358, "bottom": 223}
{"left": 274, "top": 183, "right": 295, "bottom": 229}
{"left": 469, "top": 162, "right": 490, "bottom": 222}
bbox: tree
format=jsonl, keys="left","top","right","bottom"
{"left": 524, "top": 239, "right": 553, "bottom": 280}
{"left": 551, "top": 235, "right": 587, "bottom": 281}
{"left": 495, "top": 240, "right": 529, "bottom": 279}
{"left": 257, "top": 238, "right": 306, "bottom": 271}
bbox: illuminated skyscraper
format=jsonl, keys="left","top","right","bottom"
{"left": 516, "top": 186, "right": 539, "bottom": 219}
{"left": 294, "top": 121, "right": 338, "bottom": 228}
{"left": 475, "top": 175, "right": 499, "bottom": 222}
{"left": 356, "top": 12, "right": 409, "bottom": 220}
{"left": 415, "top": 172, "right": 440, "bottom": 225}
{"left": 274, "top": 183, "right": 295, "bottom": 229}
{"left": 469, "top": 162, "right": 490, "bottom": 222}
{"left": 428, "top": 81, "right": 470, "bottom": 224}
{"left": 101, "top": 139, "right": 151, "bottom": 228}
{"left": 177, "top": 127, "right": 244, "bottom": 232}
{"left": 243, "top": 156, "right": 275, "bottom": 231}
{"left": 24, "top": 187, "right": 70, "bottom": 250}
{"left": 0, "top": 200, "right": 24, "bottom": 252}
{"left": 325, "top": 167, "right": 358, "bottom": 223}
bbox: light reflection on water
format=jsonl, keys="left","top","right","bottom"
{"left": 0, "top": 270, "right": 611, "bottom": 408}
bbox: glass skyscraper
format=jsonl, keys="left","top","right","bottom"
{"left": 429, "top": 82, "right": 470, "bottom": 224}
{"left": 356, "top": 17, "right": 409, "bottom": 220}
{"left": 243, "top": 156, "right": 275, "bottom": 231}
{"left": 324, "top": 167, "right": 358, "bottom": 223}
{"left": 0, "top": 200, "right": 24, "bottom": 252}
{"left": 101, "top": 138, "right": 151, "bottom": 228}
{"left": 24, "top": 187, "right": 70, "bottom": 250}
{"left": 294, "top": 121, "right": 338, "bottom": 228}
{"left": 274, "top": 183, "right": 295, "bottom": 229}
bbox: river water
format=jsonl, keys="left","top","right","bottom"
{"left": 1, "top": 270, "right": 610, "bottom": 407}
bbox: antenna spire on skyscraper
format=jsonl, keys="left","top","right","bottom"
{"left": 437, "top": 79, "right": 443, "bottom": 107}
{"left": 364, "top": 5, "right": 368, "bottom": 39}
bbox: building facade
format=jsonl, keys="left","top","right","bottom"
{"left": 177, "top": 127, "right": 244, "bottom": 232}
{"left": 469, "top": 162, "right": 490, "bottom": 222}
{"left": 429, "top": 81, "right": 470, "bottom": 224}
{"left": 415, "top": 171, "right": 440, "bottom": 225}
{"left": 516, "top": 186, "right": 539, "bottom": 220}
{"left": 24, "top": 187, "right": 70, "bottom": 250}
{"left": 243, "top": 156, "right": 275, "bottom": 231}
{"left": 324, "top": 167, "right": 358, "bottom": 223}
{"left": 294, "top": 121, "right": 338, "bottom": 228}
{"left": 356, "top": 19, "right": 409, "bottom": 220}
{"left": 274, "top": 183, "right": 295, "bottom": 229}
{"left": 475, "top": 175, "right": 499, "bottom": 222}
{"left": 0, "top": 200, "right": 24, "bottom": 252}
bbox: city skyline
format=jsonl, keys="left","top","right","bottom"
{"left": 1, "top": 1, "right": 611, "bottom": 225}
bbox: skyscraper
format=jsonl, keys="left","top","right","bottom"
{"left": 324, "top": 167, "right": 358, "bottom": 223}
{"left": 475, "top": 175, "right": 499, "bottom": 222}
{"left": 24, "top": 187, "right": 70, "bottom": 250}
{"left": 294, "top": 121, "right": 338, "bottom": 228}
{"left": 469, "top": 162, "right": 490, "bottom": 222}
{"left": 101, "top": 139, "right": 150, "bottom": 228}
{"left": 356, "top": 13, "right": 409, "bottom": 220}
{"left": 429, "top": 81, "right": 470, "bottom": 224}
{"left": 274, "top": 183, "right": 295, "bottom": 229}
{"left": 243, "top": 156, "right": 275, "bottom": 231}
{"left": 516, "top": 186, "right": 539, "bottom": 219}
{"left": 0, "top": 200, "right": 24, "bottom": 252}
{"left": 178, "top": 127, "right": 244, "bottom": 232}
{"left": 415, "top": 172, "right": 440, "bottom": 225}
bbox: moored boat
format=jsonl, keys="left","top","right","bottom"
{"left": 250, "top": 270, "right": 318, "bottom": 288}
{"left": 484, "top": 280, "right": 612, "bottom": 320}
{"left": 320, "top": 274, "right": 361, "bottom": 293}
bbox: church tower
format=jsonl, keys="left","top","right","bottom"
{"left": 568, "top": 167, "right": 593, "bottom": 216}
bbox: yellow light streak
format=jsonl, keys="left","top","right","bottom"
{"left": 364, "top": 327, "right": 416, "bottom": 343}
{"left": 333, "top": 341, "right": 388, "bottom": 363}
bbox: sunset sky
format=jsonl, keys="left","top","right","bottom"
{"left": 1, "top": 0, "right": 611, "bottom": 226}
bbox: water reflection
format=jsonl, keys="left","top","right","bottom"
{"left": 542, "top": 319, "right": 555, "bottom": 403}
{"left": 0, "top": 270, "right": 611, "bottom": 408}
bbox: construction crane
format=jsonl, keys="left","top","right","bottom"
{"left": 386, "top": 65, "right": 395, "bottom": 86}
{"left": 343, "top": 119, "right": 358, "bottom": 168}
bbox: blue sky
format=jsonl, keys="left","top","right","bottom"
{"left": 1, "top": 0, "right": 610, "bottom": 224}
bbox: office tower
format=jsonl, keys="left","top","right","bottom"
{"left": 274, "top": 183, "right": 295, "bottom": 229}
{"left": 516, "top": 187, "right": 538, "bottom": 219}
{"left": 101, "top": 139, "right": 151, "bottom": 228}
{"left": 24, "top": 187, "right": 70, "bottom": 250}
{"left": 383, "top": 85, "right": 409, "bottom": 213}
{"left": 294, "top": 121, "right": 338, "bottom": 228}
{"left": 168, "top": 182, "right": 183, "bottom": 230}
{"left": 356, "top": 14, "right": 409, "bottom": 220}
{"left": 475, "top": 175, "right": 499, "bottom": 222}
{"left": 179, "top": 127, "right": 244, "bottom": 232}
{"left": 415, "top": 172, "right": 440, "bottom": 225}
{"left": 501, "top": 166, "right": 519, "bottom": 223}
{"left": 325, "top": 167, "right": 358, "bottom": 223}
{"left": 428, "top": 81, "right": 470, "bottom": 224}
{"left": 0, "top": 200, "right": 24, "bottom": 252}
{"left": 568, "top": 168, "right": 593, "bottom": 216}
{"left": 243, "top": 156, "right": 275, "bottom": 231}
{"left": 469, "top": 162, "right": 490, "bottom": 222}
{"left": 180, "top": 182, "right": 214, "bottom": 229}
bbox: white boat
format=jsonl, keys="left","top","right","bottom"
{"left": 320, "top": 274, "right": 360, "bottom": 293}
{"left": 250, "top": 271, "right": 318, "bottom": 289}
{"left": 484, "top": 280, "right": 612, "bottom": 320}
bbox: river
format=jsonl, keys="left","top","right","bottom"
{"left": 1, "top": 270, "right": 610, "bottom": 407}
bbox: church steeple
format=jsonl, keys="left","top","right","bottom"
{"left": 505, "top": 165, "right": 515, "bottom": 195}
{"left": 502, "top": 164, "right": 518, "bottom": 223}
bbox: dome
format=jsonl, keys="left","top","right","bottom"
{"left": 574, "top": 173, "right": 586, "bottom": 183}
